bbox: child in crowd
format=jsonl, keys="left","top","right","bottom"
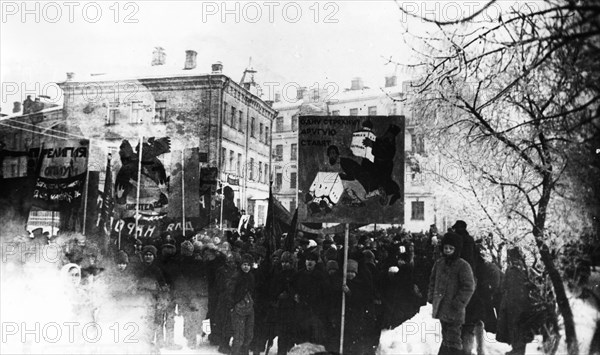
{"left": 428, "top": 232, "right": 475, "bottom": 355}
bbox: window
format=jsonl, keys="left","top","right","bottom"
{"left": 349, "top": 108, "right": 359, "bottom": 116}
{"left": 290, "top": 198, "right": 296, "bottom": 212}
{"left": 291, "top": 143, "right": 297, "bottom": 161}
{"left": 238, "top": 110, "right": 244, "bottom": 132}
{"left": 229, "top": 150, "right": 235, "bottom": 174}
{"left": 251, "top": 117, "right": 256, "bottom": 137}
{"left": 221, "top": 148, "right": 226, "bottom": 170}
{"left": 276, "top": 117, "right": 283, "bottom": 132}
{"left": 411, "top": 201, "right": 425, "bottom": 220}
{"left": 107, "top": 102, "right": 119, "bottom": 125}
{"left": 249, "top": 158, "right": 254, "bottom": 180}
{"left": 259, "top": 123, "right": 263, "bottom": 142}
{"left": 130, "top": 101, "right": 143, "bottom": 124}
{"left": 237, "top": 153, "right": 242, "bottom": 176}
{"left": 291, "top": 115, "right": 298, "bottom": 131}
{"left": 412, "top": 133, "right": 425, "bottom": 155}
{"left": 331, "top": 110, "right": 340, "bottom": 116}
{"left": 290, "top": 172, "right": 297, "bottom": 189}
{"left": 265, "top": 130, "right": 269, "bottom": 145}
{"left": 264, "top": 163, "right": 269, "bottom": 183}
{"left": 154, "top": 100, "right": 167, "bottom": 123}
{"left": 368, "top": 106, "right": 377, "bottom": 116}
{"left": 275, "top": 145, "right": 283, "bottom": 161}
{"left": 258, "top": 162, "right": 262, "bottom": 182}
{"left": 231, "top": 106, "right": 237, "bottom": 129}
{"left": 223, "top": 103, "right": 229, "bottom": 126}
{"left": 275, "top": 173, "right": 283, "bottom": 189}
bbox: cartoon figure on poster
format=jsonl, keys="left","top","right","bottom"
{"left": 305, "top": 119, "right": 402, "bottom": 216}
{"left": 114, "top": 137, "right": 171, "bottom": 218}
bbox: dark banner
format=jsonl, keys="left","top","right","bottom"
{"left": 108, "top": 216, "right": 200, "bottom": 241}
{"left": 32, "top": 139, "right": 89, "bottom": 211}
{"left": 298, "top": 115, "right": 405, "bottom": 224}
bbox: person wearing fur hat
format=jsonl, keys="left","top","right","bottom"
{"left": 496, "top": 247, "right": 533, "bottom": 355}
{"left": 116, "top": 250, "right": 129, "bottom": 271}
{"left": 293, "top": 250, "right": 328, "bottom": 346}
{"left": 451, "top": 220, "right": 479, "bottom": 355}
{"left": 135, "top": 244, "right": 168, "bottom": 352}
{"left": 323, "top": 258, "right": 343, "bottom": 353}
{"left": 213, "top": 251, "right": 239, "bottom": 353}
{"left": 428, "top": 232, "right": 475, "bottom": 355}
{"left": 229, "top": 253, "right": 256, "bottom": 355}
{"left": 175, "top": 239, "right": 209, "bottom": 349}
{"left": 270, "top": 251, "right": 298, "bottom": 355}
{"left": 337, "top": 259, "right": 377, "bottom": 355}
{"left": 155, "top": 239, "right": 182, "bottom": 350}
{"left": 381, "top": 247, "right": 420, "bottom": 330}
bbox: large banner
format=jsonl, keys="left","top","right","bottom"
{"left": 93, "top": 137, "right": 201, "bottom": 241}
{"left": 32, "top": 139, "right": 89, "bottom": 211}
{"left": 298, "top": 115, "right": 405, "bottom": 224}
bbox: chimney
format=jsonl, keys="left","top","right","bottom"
{"left": 151, "top": 47, "right": 166, "bottom": 66}
{"left": 211, "top": 61, "right": 223, "bottom": 74}
{"left": 13, "top": 101, "right": 22, "bottom": 113}
{"left": 296, "top": 87, "right": 307, "bottom": 100}
{"left": 351, "top": 77, "right": 364, "bottom": 90}
{"left": 385, "top": 75, "right": 397, "bottom": 88}
{"left": 66, "top": 72, "right": 75, "bottom": 81}
{"left": 274, "top": 93, "right": 281, "bottom": 102}
{"left": 184, "top": 50, "right": 197, "bottom": 70}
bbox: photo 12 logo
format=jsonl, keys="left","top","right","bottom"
{"left": 201, "top": 1, "right": 339, "bottom": 24}
{"left": 2, "top": 321, "right": 140, "bottom": 344}
{"left": 1, "top": 1, "right": 140, "bottom": 24}
{"left": 398, "top": 1, "right": 542, "bottom": 23}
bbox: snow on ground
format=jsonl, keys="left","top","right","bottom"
{"left": 378, "top": 295, "right": 599, "bottom": 355}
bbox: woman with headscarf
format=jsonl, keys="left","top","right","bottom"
{"left": 496, "top": 247, "right": 534, "bottom": 355}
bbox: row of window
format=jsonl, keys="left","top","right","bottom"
{"left": 273, "top": 171, "right": 297, "bottom": 190}
{"left": 330, "top": 106, "right": 377, "bottom": 116}
{"left": 106, "top": 100, "right": 167, "bottom": 125}
{"left": 273, "top": 143, "right": 297, "bottom": 162}
{"left": 274, "top": 115, "right": 298, "bottom": 133}
{"left": 221, "top": 148, "right": 269, "bottom": 184}
{"left": 223, "top": 103, "right": 270, "bottom": 145}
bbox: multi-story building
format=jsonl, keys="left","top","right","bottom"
{"left": 1, "top": 48, "right": 277, "bottom": 239}
{"left": 0, "top": 104, "right": 64, "bottom": 232}
{"left": 272, "top": 76, "right": 436, "bottom": 232}
{"left": 58, "top": 49, "right": 277, "bottom": 231}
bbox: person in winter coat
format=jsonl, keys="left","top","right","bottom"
{"left": 204, "top": 246, "right": 226, "bottom": 346}
{"left": 381, "top": 249, "right": 420, "bottom": 329}
{"left": 135, "top": 245, "right": 168, "bottom": 353}
{"left": 428, "top": 232, "right": 476, "bottom": 355}
{"left": 292, "top": 251, "right": 329, "bottom": 346}
{"left": 214, "top": 252, "right": 238, "bottom": 354}
{"left": 496, "top": 247, "right": 534, "bottom": 355}
{"left": 451, "top": 220, "right": 479, "bottom": 354}
{"left": 176, "top": 240, "right": 209, "bottom": 349}
{"left": 270, "top": 251, "right": 299, "bottom": 355}
{"left": 229, "top": 253, "right": 256, "bottom": 355}
{"left": 341, "top": 259, "right": 376, "bottom": 355}
{"left": 474, "top": 242, "right": 503, "bottom": 355}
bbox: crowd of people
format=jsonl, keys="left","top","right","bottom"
{"left": 11, "top": 219, "right": 556, "bottom": 355}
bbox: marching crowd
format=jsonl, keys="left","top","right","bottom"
{"left": 28, "top": 220, "right": 549, "bottom": 355}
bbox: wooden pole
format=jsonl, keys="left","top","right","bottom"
{"left": 340, "top": 223, "right": 349, "bottom": 354}
{"left": 220, "top": 180, "right": 225, "bottom": 230}
{"left": 181, "top": 150, "right": 186, "bottom": 235}
{"left": 135, "top": 136, "right": 143, "bottom": 236}
{"left": 82, "top": 147, "right": 91, "bottom": 235}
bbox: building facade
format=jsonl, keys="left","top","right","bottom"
{"left": 272, "top": 77, "right": 436, "bottom": 232}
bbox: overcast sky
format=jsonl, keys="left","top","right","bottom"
{"left": 0, "top": 0, "right": 515, "bottom": 113}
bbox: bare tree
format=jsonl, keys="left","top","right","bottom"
{"left": 395, "top": 0, "right": 600, "bottom": 354}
